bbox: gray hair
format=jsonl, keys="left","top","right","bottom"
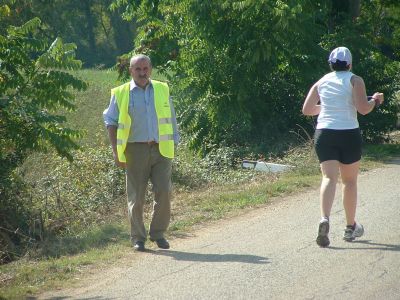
{"left": 129, "top": 54, "right": 152, "bottom": 67}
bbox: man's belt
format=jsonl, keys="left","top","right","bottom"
{"left": 134, "top": 141, "right": 158, "bottom": 145}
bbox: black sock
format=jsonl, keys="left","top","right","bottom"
{"left": 346, "top": 223, "right": 356, "bottom": 230}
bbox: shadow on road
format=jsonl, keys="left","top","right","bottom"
{"left": 328, "top": 240, "right": 400, "bottom": 251}
{"left": 150, "top": 249, "right": 270, "bottom": 264}
{"left": 387, "top": 157, "right": 400, "bottom": 165}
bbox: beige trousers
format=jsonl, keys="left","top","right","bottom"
{"left": 125, "top": 143, "right": 172, "bottom": 243}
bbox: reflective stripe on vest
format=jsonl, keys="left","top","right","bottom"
{"left": 111, "top": 80, "right": 174, "bottom": 162}
{"left": 159, "top": 117, "right": 173, "bottom": 124}
{"left": 159, "top": 134, "right": 174, "bottom": 141}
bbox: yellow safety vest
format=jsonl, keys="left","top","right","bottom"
{"left": 111, "top": 80, "right": 175, "bottom": 162}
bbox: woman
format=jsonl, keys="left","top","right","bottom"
{"left": 302, "top": 46, "right": 384, "bottom": 247}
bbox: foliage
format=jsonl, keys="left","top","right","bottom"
{"left": 112, "top": 0, "right": 400, "bottom": 154}
{"left": 173, "top": 141, "right": 260, "bottom": 191}
{"left": 0, "top": 11, "right": 87, "bottom": 263}
{"left": 319, "top": 0, "right": 400, "bottom": 143}
{"left": 1, "top": 0, "right": 136, "bottom": 67}
{"left": 21, "top": 147, "right": 125, "bottom": 236}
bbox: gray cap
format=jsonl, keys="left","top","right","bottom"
{"left": 328, "top": 47, "right": 352, "bottom": 65}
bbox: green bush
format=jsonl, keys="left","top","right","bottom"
{"left": 0, "top": 15, "right": 86, "bottom": 263}
{"left": 21, "top": 147, "right": 125, "bottom": 236}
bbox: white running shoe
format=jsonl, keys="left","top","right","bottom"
{"left": 343, "top": 222, "right": 364, "bottom": 241}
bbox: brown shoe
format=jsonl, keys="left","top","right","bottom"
{"left": 151, "top": 238, "right": 170, "bottom": 249}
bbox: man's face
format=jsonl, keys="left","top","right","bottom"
{"left": 129, "top": 58, "right": 152, "bottom": 89}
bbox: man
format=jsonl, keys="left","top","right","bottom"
{"left": 103, "top": 54, "right": 179, "bottom": 251}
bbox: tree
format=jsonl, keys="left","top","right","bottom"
{"left": 3, "top": 0, "right": 137, "bottom": 67}
{"left": 0, "top": 5, "right": 87, "bottom": 262}
{"left": 113, "top": 0, "right": 330, "bottom": 152}
{"left": 113, "top": 0, "right": 399, "bottom": 153}
{"left": 323, "top": 0, "right": 400, "bottom": 142}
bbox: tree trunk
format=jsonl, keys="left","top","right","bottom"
{"left": 109, "top": 8, "right": 137, "bottom": 56}
{"left": 349, "top": 0, "right": 361, "bottom": 19}
{"left": 329, "top": 0, "right": 361, "bottom": 32}
{"left": 83, "top": 1, "right": 97, "bottom": 66}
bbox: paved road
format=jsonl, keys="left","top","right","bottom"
{"left": 39, "top": 160, "right": 400, "bottom": 300}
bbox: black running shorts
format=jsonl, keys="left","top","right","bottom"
{"left": 314, "top": 128, "right": 362, "bottom": 164}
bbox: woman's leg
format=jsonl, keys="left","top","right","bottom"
{"left": 320, "top": 160, "right": 340, "bottom": 218}
{"left": 339, "top": 161, "right": 360, "bottom": 226}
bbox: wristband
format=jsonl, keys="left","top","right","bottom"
{"left": 367, "top": 96, "right": 380, "bottom": 108}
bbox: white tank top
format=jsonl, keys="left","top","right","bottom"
{"left": 316, "top": 71, "right": 359, "bottom": 129}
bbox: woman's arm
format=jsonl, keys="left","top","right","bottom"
{"left": 351, "top": 75, "right": 384, "bottom": 115}
{"left": 302, "top": 82, "right": 321, "bottom": 116}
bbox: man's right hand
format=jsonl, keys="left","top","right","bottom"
{"left": 113, "top": 153, "right": 126, "bottom": 168}
{"left": 106, "top": 126, "right": 126, "bottom": 168}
